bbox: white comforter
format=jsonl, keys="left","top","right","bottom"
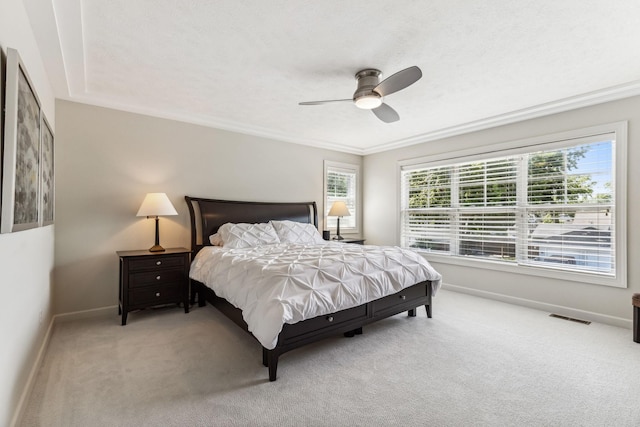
{"left": 190, "top": 242, "right": 442, "bottom": 349}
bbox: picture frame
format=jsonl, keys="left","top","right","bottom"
{"left": 1, "top": 48, "right": 42, "bottom": 233}
{"left": 40, "top": 114, "right": 54, "bottom": 226}
{"left": 0, "top": 46, "right": 3, "bottom": 214}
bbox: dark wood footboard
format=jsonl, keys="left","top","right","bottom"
{"left": 194, "top": 279, "right": 433, "bottom": 381}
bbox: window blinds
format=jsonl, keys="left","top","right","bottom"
{"left": 326, "top": 167, "right": 357, "bottom": 229}
{"left": 401, "top": 137, "right": 615, "bottom": 276}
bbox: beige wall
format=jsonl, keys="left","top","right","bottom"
{"left": 54, "top": 100, "right": 362, "bottom": 314}
{"left": 364, "top": 95, "right": 640, "bottom": 325}
{"left": 0, "top": 0, "right": 56, "bottom": 425}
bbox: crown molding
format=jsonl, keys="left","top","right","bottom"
{"left": 63, "top": 78, "right": 640, "bottom": 158}
{"left": 59, "top": 94, "right": 366, "bottom": 155}
{"left": 362, "top": 79, "right": 640, "bottom": 155}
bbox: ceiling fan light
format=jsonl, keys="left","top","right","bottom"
{"left": 354, "top": 94, "right": 382, "bottom": 110}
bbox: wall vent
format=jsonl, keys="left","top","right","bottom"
{"left": 549, "top": 313, "right": 591, "bottom": 325}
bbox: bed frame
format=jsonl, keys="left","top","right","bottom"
{"left": 185, "top": 196, "right": 434, "bottom": 381}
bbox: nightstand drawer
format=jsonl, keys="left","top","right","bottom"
{"left": 128, "top": 255, "right": 185, "bottom": 271}
{"left": 129, "top": 283, "right": 182, "bottom": 306}
{"left": 130, "top": 269, "right": 184, "bottom": 288}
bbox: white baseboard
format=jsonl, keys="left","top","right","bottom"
{"left": 10, "top": 305, "right": 116, "bottom": 426}
{"left": 442, "top": 283, "right": 633, "bottom": 329}
{"left": 10, "top": 316, "right": 55, "bottom": 427}
{"left": 54, "top": 305, "right": 117, "bottom": 323}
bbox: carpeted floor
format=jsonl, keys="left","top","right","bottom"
{"left": 19, "top": 290, "right": 640, "bottom": 426}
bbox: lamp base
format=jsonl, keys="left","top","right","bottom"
{"left": 332, "top": 235, "right": 345, "bottom": 241}
{"left": 149, "top": 216, "right": 166, "bottom": 252}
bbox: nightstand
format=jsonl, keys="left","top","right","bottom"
{"left": 339, "top": 238, "right": 365, "bottom": 245}
{"left": 117, "top": 247, "right": 190, "bottom": 325}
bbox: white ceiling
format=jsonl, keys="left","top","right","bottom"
{"left": 28, "top": 0, "right": 640, "bottom": 154}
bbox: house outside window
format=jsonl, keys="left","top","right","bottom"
{"left": 400, "top": 123, "right": 627, "bottom": 288}
{"left": 324, "top": 161, "right": 360, "bottom": 234}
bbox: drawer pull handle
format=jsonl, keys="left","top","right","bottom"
{"left": 400, "top": 295, "right": 406, "bottom": 300}
{"left": 155, "top": 292, "right": 160, "bottom": 297}
{"left": 327, "top": 316, "right": 334, "bottom": 322}
{"left": 156, "top": 261, "right": 162, "bottom": 265}
{"left": 156, "top": 276, "right": 161, "bottom": 280}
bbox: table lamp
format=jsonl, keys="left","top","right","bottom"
{"left": 137, "top": 193, "right": 178, "bottom": 252}
{"left": 328, "top": 201, "right": 351, "bottom": 241}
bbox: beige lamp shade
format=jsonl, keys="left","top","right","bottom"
{"left": 328, "top": 201, "right": 351, "bottom": 217}
{"left": 136, "top": 193, "right": 178, "bottom": 217}
{"left": 328, "top": 201, "right": 351, "bottom": 241}
{"left": 137, "top": 193, "right": 177, "bottom": 252}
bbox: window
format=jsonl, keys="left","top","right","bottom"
{"left": 324, "top": 161, "right": 360, "bottom": 233}
{"left": 400, "top": 123, "right": 627, "bottom": 287}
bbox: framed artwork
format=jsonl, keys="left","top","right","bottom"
{"left": 1, "top": 48, "right": 42, "bottom": 233}
{"left": 0, "top": 46, "right": 2, "bottom": 213}
{"left": 40, "top": 115, "right": 54, "bottom": 226}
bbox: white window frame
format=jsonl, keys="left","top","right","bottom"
{"left": 324, "top": 160, "right": 361, "bottom": 235}
{"left": 398, "top": 122, "right": 627, "bottom": 288}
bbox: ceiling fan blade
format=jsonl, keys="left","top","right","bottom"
{"left": 372, "top": 103, "right": 399, "bottom": 123}
{"left": 299, "top": 99, "right": 352, "bottom": 106}
{"left": 374, "top": 66, "right": 422, "bottom": 97}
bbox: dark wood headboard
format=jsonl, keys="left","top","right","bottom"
{"left": 185, "top": 197, "right": 318, "bottom": 254}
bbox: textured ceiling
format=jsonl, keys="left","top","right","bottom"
{"left": 29, "top": 0, "right": 640, "bottom": 154}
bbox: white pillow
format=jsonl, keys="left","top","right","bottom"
{"left": 217, "top": 222, "right": 281, "bottom": 249}
{"left": 209, "top": 233, "right": 223, "bottom": 246}
{"left": 270, "top": 220, "right": 326, "bottom": 245}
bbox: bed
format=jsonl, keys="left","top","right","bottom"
{"left": 185, "top": 196, "right": 441, "bottom": 381}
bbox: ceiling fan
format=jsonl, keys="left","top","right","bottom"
{"left": 299, "top": 66, "right": 422, "bottom": 123}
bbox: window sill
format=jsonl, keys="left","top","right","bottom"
{"left": 417, "top": 251, "right": 625, "bottom": 288}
